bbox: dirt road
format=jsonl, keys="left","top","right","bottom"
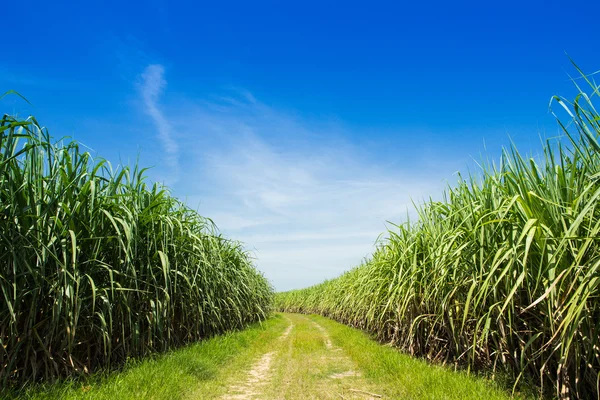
{"left": 218, "top": 313, "right": 382, "bottom": 400}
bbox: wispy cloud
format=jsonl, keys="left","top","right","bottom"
{"left": 147, "top": 92, "right": 457, "bottom": 291}
{"left": 138, "top": 64, "right": 179, "bottom": 180}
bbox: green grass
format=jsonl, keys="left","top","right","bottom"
{"left": 276, "top": 63, "right": 600, "bottom": 398}
{"left": 5, "top": 315, "right": 288, "bottom": 400}
{"left": 7, "top": 313, "right": 517, "bottom": 399}
{"left": 0, "top": 105, "right": 273, "bottom": 388}
{"left": 309, "top": 314, "right": 520, "bottom": 400}
{"left": 261, "top": 313, "right": 513, "bottom": 400}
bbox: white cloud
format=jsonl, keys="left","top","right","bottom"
{"left": 138, "top": 64, "right": 179, "bottom": 180}
{"left": 140, "top": 90, "right": 456, "bottom": 291}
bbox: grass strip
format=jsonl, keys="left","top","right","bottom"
{"left": 308, "top": 314, "right": 523, "bottom": 400}
{"left": 7, "top": 315, "right": 288, "bottom": 400}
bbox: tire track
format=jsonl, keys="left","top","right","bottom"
{"left": 220, "top": 317, "right": 294, "bottom": 399}
{"left": 309, "top": 319, "right": 362, "bottom": 381}
{"left": 222, "top": 351, "right": 276, "bottom": 400}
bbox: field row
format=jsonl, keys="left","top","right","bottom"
{"left": 276, "top": 69, "right": 600, "bottom": 398}
{"left": 0, "top": 112, "right": 273, "bottom": 386}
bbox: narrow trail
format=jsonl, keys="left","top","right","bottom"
{"left": 46, "top": 312, "right": 508, "bottom": 400}
{"left": 218, "top": 313, "right": 381, "bottom": 400}
{"left": 220, "top": 316, "right": 295, "bottom": 400}
{"left": 222, "top": 351, "right": 276, "bottom": 400}
{"left": 13, "top": 312, "right": 508, "bottom": 399}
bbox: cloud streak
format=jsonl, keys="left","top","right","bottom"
{"left": 138, "top": 64, "right": 179, "bottom": 179}
{"left": 144, "top": 92, "right": 458, "bottom": 291}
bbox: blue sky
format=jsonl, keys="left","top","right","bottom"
{"left": 2, "top": 1, "right": 599, "bottom": 290}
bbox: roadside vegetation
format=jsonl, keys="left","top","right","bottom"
{"left": 276, "top": 65, "right": 600, "bottom": 398}
{"left": 0, "top": 105, "right": 273, "bottom": 388}
{"left": 310, "top": 314, "right": 515, "bottom": 399}
{"left": 6, "top": 315, "right": 286, "bottom": 400}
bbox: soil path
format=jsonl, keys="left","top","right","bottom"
{"left": 218, "top": 313, "right": 381, "bottom": 400}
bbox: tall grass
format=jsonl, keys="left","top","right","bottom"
{"left": 276, "top": 66, "right": 600, "bottom": 398}
{"left": 0, "top": 110, "right": 273, "bottom": 387}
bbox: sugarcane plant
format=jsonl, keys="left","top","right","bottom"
{"left": 276, "top": 64, "right": 600, "bottom": 399}
{"left": 0, "top": 105, "right": 274, "bottom": 387}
